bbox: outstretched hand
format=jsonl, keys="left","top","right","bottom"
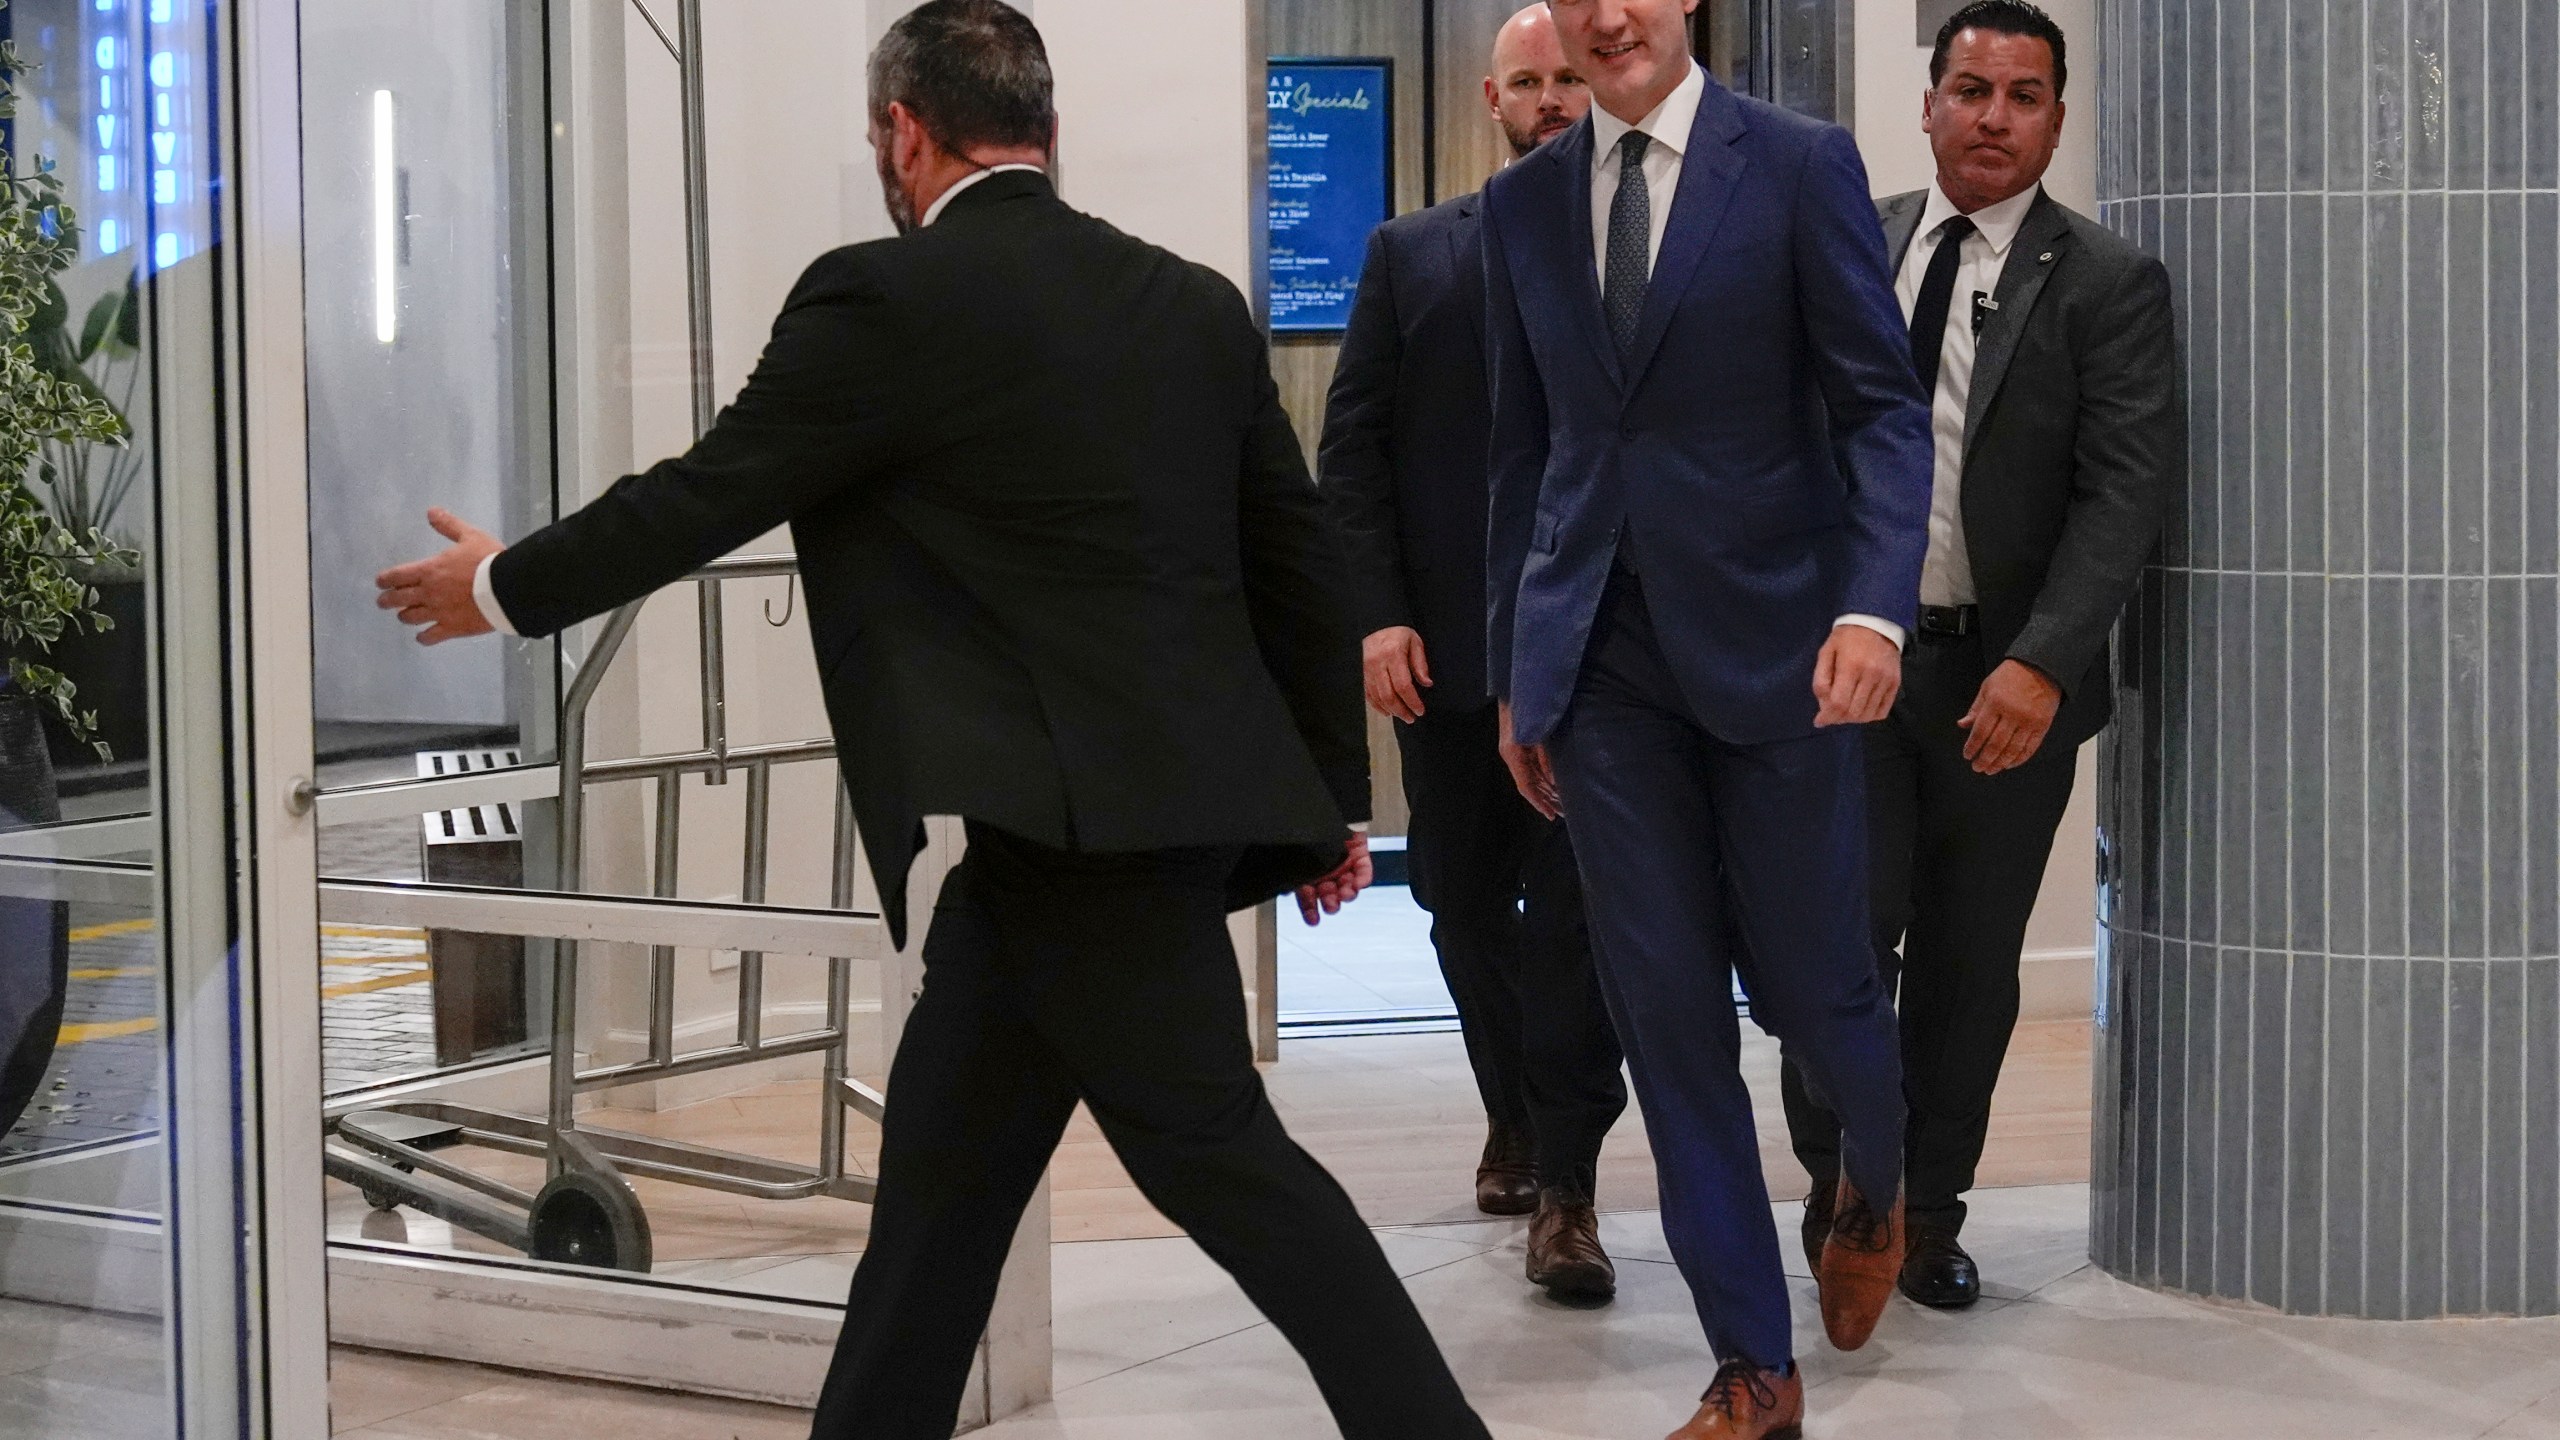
{"left": 375, "top": 509, "right": 504, "bottom": 646}
{"left": 1295, "top": 832, "right": 1374, "bottom": 926}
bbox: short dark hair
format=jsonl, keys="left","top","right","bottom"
{"left": 1930, "top": 0, "right": 2068, "bottom": 100}
{"left": 869, "top": 0, "right": 1055, "bottom": 156}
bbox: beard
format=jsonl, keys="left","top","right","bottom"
{"left": 1505, "top": 113, "right": 1570, "bottom": 158}
{"left": 878, "top": 147, "right": 921, "bottom": 234}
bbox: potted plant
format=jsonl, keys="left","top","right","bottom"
{"left": 0, "top": 22, "right": 137, "bottom": 1141}
{"left": 27, "top": 267, "right": 147, "bottom": 772}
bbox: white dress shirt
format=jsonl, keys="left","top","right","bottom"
{"left": 1587, "top": 61, "right": 1705, "bottom": 288}
{"left": 471, "top": 164, "right": 1050, "bottom": 637}
{"left": 1586, "top": 63, "right": 1902, "bottom": 650}
{"left": 1895, "top": 181, "right": 2041, "bottom": 609}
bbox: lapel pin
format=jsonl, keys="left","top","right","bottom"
{"left": 2039, "top": 251, "right": 2056, "bottom": 263}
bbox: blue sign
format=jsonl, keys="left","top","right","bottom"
{"left": 1267, "top": 59, "right": 1392, "bottom": 334}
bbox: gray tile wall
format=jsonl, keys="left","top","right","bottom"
{"left": 2091, "top": 0, "right": 2560, "bottom": 1317}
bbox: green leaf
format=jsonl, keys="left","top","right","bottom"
{"left": 76, "top": 289, "right": 116, "bottom": 362}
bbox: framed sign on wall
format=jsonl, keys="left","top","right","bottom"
{"left": 1265, "top": 57, "right": 1394, "bottom": 334}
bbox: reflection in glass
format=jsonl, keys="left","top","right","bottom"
{"left": 0, "top": 0, "right": 224, "bottom": 1428}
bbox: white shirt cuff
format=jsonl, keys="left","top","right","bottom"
{"left": 1349, "top": 823, "right": 1370, "bottom": 833}
{"left": 472, "top": 553, "right": 519, "bottom": 638}
{"left": 1834, "top": 613, "right": 1906, "bottom": 650}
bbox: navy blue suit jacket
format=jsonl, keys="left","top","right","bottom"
{"left": 1482, "top": 76, "right": 1933, "bottom": 747}
{"left": 1319, "top": 193, "right": 1498, "bottom": 709}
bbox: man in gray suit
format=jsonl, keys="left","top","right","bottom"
{"left": 1781, "top": 0, "right": 2179, "bottom": 1310}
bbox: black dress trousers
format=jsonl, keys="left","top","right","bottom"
{"left": 809, "top": 822, "right": 1489, "bottom": 1440}
{"left": 1396, "top": 702, "right": 1625, "bottom": 1194}
{"left": 1781, "top": 630, "right": 2080, "bottom": 1231}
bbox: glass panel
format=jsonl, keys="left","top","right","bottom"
{"left": 303, "top": 0, "right": 900, "bottom": 1336}
{"left": 0, "top": 0, "right": 242, "bottom": 1430}
{"left": 301, "top": 0, "right": 557, "bottom": 1087}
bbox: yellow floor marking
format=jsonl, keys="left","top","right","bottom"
{"left": 318, "top": 970, "right": 431, "bottom": 1000}
{"left": 57, "top": 1017, "right": 159, "bottom": 1045}
{"left": 68, "top": 966, "right": 154, "bottom": 981}
{"left": 66, "top": 921, "right": 432, "bottom": 943}
{"left": 323, "top": 925, "right": 428, "bottom": 941}
{"left": 68, "top": 918, "right": 157, "bottom": 943}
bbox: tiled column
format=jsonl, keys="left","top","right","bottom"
{"left": 2092, "top": 0, "right": 2560, "bottom": 1317}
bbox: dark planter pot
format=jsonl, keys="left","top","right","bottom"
{"left": 0, "top": 693, "right": 70, "bottom": 1142}
{"left": 40, "top": 574, "right": 149, "bottom": 776}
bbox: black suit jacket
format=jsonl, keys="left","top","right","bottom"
{"left": 493, "top": 172, "right": 1368, "bottom": 945}
{"left": 1879, "top": 188, "right": 2181, "bottom": 748}
{"left": 1316, "top": 193, "right": 1497, "bottom": 710}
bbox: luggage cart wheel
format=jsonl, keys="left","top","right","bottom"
{"left": 356, "top": 1162, "right": 414, "bottom": 1213}
{"left": 529, "top": 1170, "right": 653, "bottom": 1273}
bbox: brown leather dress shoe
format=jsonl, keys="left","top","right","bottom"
{"left": 1815, "top": 1177, "right": 1904, "bottom": 1351}
{"left": 1524, "top": 1187, "right": 1615, "bottom": 1300}
{"left": 1474, "top": 1122, "right": 1538, "bottom": 1216}
{"left": 1665, "top": 1358, "right": 1804, "bottom": 1439}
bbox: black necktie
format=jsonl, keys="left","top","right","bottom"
{"left": 1603, "top": 130, "right": 1654, "bottom": 358}
{"left": 1907, "top": 215, "right": 1976, "bottom": 398}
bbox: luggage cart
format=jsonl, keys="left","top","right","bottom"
{"left": 324, "top": 556, "right": 890, "bottom": 1272}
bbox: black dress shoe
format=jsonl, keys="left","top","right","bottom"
{"left": 1898, "top": 1223, "right": 1980, "bottom": 1308}
{"left": 1799, "top": 1187, "right": 1834, "bottom": 1275}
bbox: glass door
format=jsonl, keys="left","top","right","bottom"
{"left": 289, "top": 2, "right": 1045, "bottom": 1420}
{"left": 0, "top": 0, "right": 329, "bottom": 1434}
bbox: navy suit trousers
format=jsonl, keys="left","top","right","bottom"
{"left": 1547, "top": 572, "right": 1906, "bottom": 1368}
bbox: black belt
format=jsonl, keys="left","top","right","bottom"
{"left": 1916, "top": 604, "right": 1979, "bottom": 639}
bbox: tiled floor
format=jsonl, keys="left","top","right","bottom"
{"left": 30, "top": 1180, "right": 2558, "bottom": 1438}
{"left": 323, "top": 1016, "right": 2093, "bottom": 1277}
{"left": 1276, "top": 878, "right": 1456, "bottom": 1019}
{"left": 3, "top": 912, "right": 445, "bottom": 1168}
{"left": 968, "top": 1182, "right": 2560, "bottom": 1440}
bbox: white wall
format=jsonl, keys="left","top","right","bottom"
{"left": 1042, "top": 0, "right": 1259, "bottom": 291}
{"left": 1850, "top": 0, "right": 2102, "bottom": 1010}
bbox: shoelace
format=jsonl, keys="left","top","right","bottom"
{"left": 1831, "top": 1191, "right": 1891, "bottom": 1253}
{"left": 1702, "top": 1359, "right": 1778, "bottom": 1417}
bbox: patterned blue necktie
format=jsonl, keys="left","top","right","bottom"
{"left": 1604, "top": 129, "right": 1654, "bottom": 358}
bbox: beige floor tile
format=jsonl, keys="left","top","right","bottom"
{"left": 336, "top": 1374, "right": 810, "bottom": 1440}
{"left": 319, "top": 1020, "right": 2094, "bottom": 1299}
{"left": 329, "top": 1349, "right": 509, "bottom": 1433}
{"left": 0, "top": 1297, "right": 158, "bottom": 1379}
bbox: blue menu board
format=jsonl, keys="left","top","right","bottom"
{"left": 1267, "top": 59, "right": 1393, "bottom": 334}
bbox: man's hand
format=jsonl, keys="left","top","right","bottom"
{"left": 1362, "top": 626, "right": 1433, "bottom": 723}
{"left": 1959, "top": 659, "right": 2062, "bottom": 775}
{"left": 1812, "top": 624, "right": 1902, "bottom": 727}
{"left": 374, "top": 509, "right": 503, "bottom": 646}
{"left": 1497, "top": 700, "right": 1562, "bottom": 820}
{"left": 1296, "top": 832, "right": 1374, "bottom": 925}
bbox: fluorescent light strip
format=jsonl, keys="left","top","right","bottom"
{"left": 372, "top": 89, "right": 396, "bottom": 344}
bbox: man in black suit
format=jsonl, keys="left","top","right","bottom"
{"left": 1781, "top": 0, "right": 2178, "bottom": 1311}
{"left": 374, "top": 5, "right": 1490, "bottom": 1437}
{"left": 1320, "top": 3, "right": 1626, "bottom": 1303}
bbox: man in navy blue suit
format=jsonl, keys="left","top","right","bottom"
{"left": 1482, "top": 1, "right": 1934, "bottom": 1434}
